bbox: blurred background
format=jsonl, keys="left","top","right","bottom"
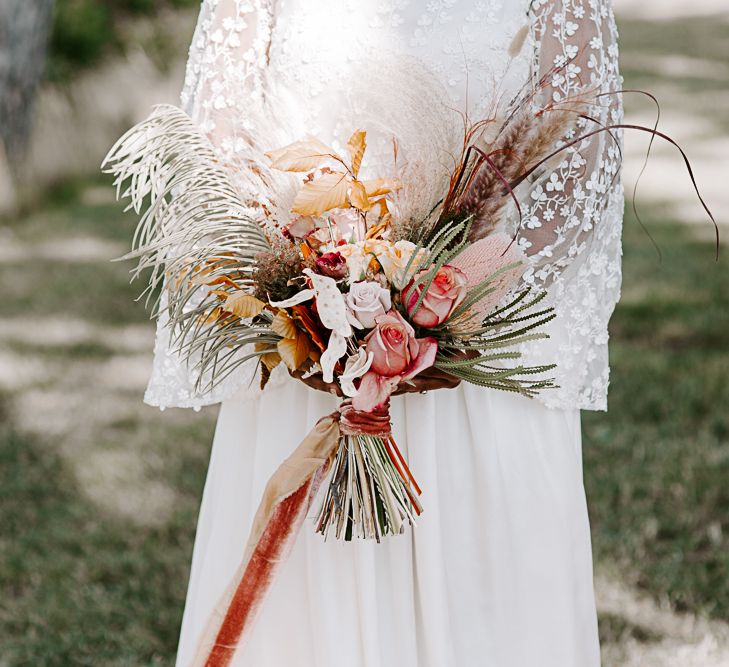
{"left": 0, "top": 0, "right": 727, "bottom": 665}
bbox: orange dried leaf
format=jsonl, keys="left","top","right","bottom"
{"left": 292, "top": 171, "right": 350, "bottom": 216}
{"left": 266, "top": 138, "right": 338, "bottom": 172}
{"left": 291, "top": 304, "right": 328, "bottom": 353}
{"left": 362, "top": 178, "right": 403, "bottom": 197}
{"left": 371, "top": 197, "right": 390, "bottom": 218}
{"left": 255, "top": 342, "right": 282, "bottom": 370}
{"left": 278, "top": 333, "right": 311, "bottom": 370}
{"left": 271, "top": 310, "right": 298, "bottom": 339}
{"left": 224, "top": 292, "right": 266, "bottom": 319}
{"left": 262, "top": 351, "right": 282, "bottom": 371}
{"left": 346, "top": 129, "right": 367, "bottom": 178}
{"left": 349, "top": 180, "right": 371, "bottom": 211}
{"left": 300, "top": 242, "right": 313, "bottom": 261}
{"left": 203, "top": 306, "right": 225, "bottom": 325}
{"left": 365, "top": 214, "right": 392, "bottom": 240}
{"left": 192, "top": 274, "right": 241, "bottom": 289}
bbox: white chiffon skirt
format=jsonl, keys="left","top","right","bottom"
{"left": 175, "top": 379, "right": 601, "bottom": 667}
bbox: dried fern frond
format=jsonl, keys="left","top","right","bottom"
{"left": 433, "top": 287, "right": 557, "bottom": 397}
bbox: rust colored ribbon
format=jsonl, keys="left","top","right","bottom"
{"left": 339, "top": 399, "right": 392, "bottom": 437}
{"left": 190, "top": 413, "right": 341, "bottom": 667}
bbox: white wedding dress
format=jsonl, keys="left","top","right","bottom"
{"left": 155, "top": 1, "right": 624, "bottom": 665}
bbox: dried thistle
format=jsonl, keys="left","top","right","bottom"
{"left": 253, "top": 238, "right": 308, "bottom": 303}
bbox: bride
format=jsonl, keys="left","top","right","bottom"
{"left": 146, "top": 1, "right": 623, "bottom": 665}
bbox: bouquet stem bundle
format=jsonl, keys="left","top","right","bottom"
{"left": 317, "top": 400, "right": 422, "bottom": 541}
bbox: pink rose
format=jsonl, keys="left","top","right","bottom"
{"left": 345, "top": 281, "right": 392, "bottom": 329}
{"left": 365, "top": 310, "right": 417, "bottom": 376}
{"left": 352, "top": 310, "right": 438, "bottom": 412}
{"left": 315, "top": 251, "right": 348, "bottom": 279}
{"left": 404, "top": 264, "right": 468, "bottom": 328}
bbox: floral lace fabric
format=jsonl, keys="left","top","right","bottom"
{"left": 144, "top": 0, "right": 624, "bottom": 411}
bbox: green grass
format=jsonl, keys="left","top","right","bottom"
{"left": 0, "top": 184, "right": 217, "bottom": 665}
{"left": 0, "top": 418, "right": 210, "bottom": 666}
{"left": 584, "top": 216, "right": 729, "bottom": 619}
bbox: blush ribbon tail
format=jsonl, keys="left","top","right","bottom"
{"left": 190, "top": 413, "right": 341, "bottom": 667}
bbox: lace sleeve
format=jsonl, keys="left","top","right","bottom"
{"left": 519, "top": 0, "right": 622, "bottom": 281}
{"left": 144, "top": 0, "right": 279, "bottom": 410}
{"left": 516, "top": 0, "right": 624, "bottom": 411}
{"left": 181, "top": 0, "right": 272, "bottom": 143}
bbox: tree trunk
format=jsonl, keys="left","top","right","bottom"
{"left": 0, "top": 0, "right": 55, "bottom": 162}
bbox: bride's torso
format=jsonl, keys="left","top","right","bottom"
{"left": 161, "top": 0, "right": 622, "bottom": 413}
{"left": 265, "top": 0, "right": 533, "bottom": 161}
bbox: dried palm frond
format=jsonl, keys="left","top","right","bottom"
{"left": 102, "top": 104, "right": 276, "bottom": 388}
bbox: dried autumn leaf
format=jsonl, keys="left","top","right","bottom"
{"left": 291, "top": 304, "right": 328, "bottom": 353}
{"left": 203, "top": 306, "right": 225, "bottom": 325}
{"left": 346, "top": 129, "right": 367, "bottom": 178}
{"left": 278, "top": 333, "right": 312, "bottom": 370}
{"left": 266, "top": 138, "right": 338, "bottom": 172}
{"left": 261, "top": 351, "right": 282, "bottom": 371}
{"left": 224, "top": 291, "right": 266, "bottom": 319}
{"left": 255, "top": 342, "right": 282, "bottom": 372}
{"left": 370, "top": 197, "right": 390, "bottom": 218}
{"left": 259, "top": 363, "right": 271, "bottom": 390}
{"left": 349, "top": 180, "right": 371, "bottom": 211}
{"left": 363, "top": 178, "right": 403, "bottom": 198}
{"left": 365, "top": 213, "right": 392, "bottom": 240}
{"left": 292, "top": 171, "right": 350, "bottom": 216}
{"left": 271, "top": 310, "right": 298, "bottom": 339}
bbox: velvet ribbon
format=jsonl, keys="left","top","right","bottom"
{"left": 190, "top": 402, "right": 393, "bottom": 666}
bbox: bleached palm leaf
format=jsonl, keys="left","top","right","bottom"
{"left": 102, "top": 104, "right": 276, "bottom": 388}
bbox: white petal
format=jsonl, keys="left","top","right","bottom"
{"left": 269, "top": 289, "right": 314, "bottom": 308}
{"left": 321, "top": 330, "right": 348, "bottom": 384}
{"left": 304, "top": 269, "right": 352, "bottom": 337}
{"left": 340, "top": 350, "right": 374, "bottom": 397}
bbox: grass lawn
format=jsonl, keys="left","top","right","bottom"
{"left": 586, "top": 213, "right": 729, "bottom": 645}
{"left": 0, "top": 185, "right": 217, "bottom": 665}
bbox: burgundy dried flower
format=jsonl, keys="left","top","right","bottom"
{"left": 314, "top": 251, "right": 348, "bottom": 280}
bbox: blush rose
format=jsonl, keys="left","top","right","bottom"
{"left": 352, "top": 310, "right": 438, "bottom": 411}
{"left": 404, "top": 264, "right": 468, "bottom": 328}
